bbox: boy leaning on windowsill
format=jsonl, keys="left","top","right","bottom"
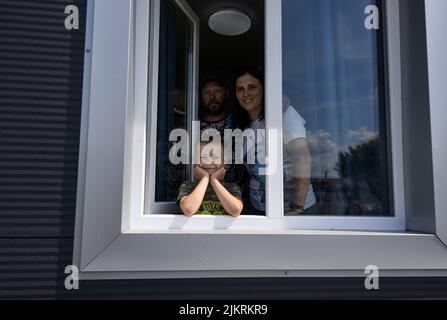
{"left": 177, "top": 142, "right": 243, "bottom": 217}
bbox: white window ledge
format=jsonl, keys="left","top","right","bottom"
{"left": 76, "top": 230, "right": 447, "bottom": 279}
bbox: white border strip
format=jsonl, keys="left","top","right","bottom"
{"left": 265, "top": 0, "right": 284, "bottom": 219}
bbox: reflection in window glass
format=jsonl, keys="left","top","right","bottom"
{"left": 155, "top": 0, "right": 192, "bottom": 202}
{"left": 282, "top": 0, "right": 391, "bottom": 216}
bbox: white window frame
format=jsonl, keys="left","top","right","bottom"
{"left": 74, "top": 0, "right": 447, "bottom": 279}
{"left": 125, "top": 0, "right": 405, "bottom": 232}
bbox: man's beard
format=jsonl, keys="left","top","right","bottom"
{"left": 204, "top": 102, "right": 226, "bottom": 116}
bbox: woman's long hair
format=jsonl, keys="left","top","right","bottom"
{"left": 233, "top": 66, "right": 265, "bottom": 130}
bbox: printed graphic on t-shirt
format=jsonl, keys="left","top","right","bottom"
{"left": 197, "top": 200, "right": 226, "bottom": 215}
{"left": 200, "top": 115, "right": 232, "bottom": 137}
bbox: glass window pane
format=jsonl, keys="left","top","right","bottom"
{"left": 155, "top": 0, "right": 192, "bottom": 202}
{"left": 282, "top": 0, "right": 391, "bottom": 216}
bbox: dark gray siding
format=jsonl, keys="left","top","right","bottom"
{"left": 0, "top": 0, "right": 447, "bottom": 299}
{"left": 0, "top": 0, "right": 84, "bottom": 238}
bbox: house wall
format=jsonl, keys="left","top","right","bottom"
{"left": 1, "top": 0, "right": 446, "bottom": 299}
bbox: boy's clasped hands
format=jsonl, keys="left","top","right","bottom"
{"left": 194, "top": 166, "right": 225, "bottom": 185}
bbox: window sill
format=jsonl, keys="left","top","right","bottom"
{"left": 76, "top": 230, "right": 447, "bottom": 280}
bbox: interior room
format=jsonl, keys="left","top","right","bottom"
{"left": 186, "top": 0, "right": 265, "bottom": 91}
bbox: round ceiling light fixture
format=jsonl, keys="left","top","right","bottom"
{"left": 208, "top": 9, "right": 252, "bottom": 36}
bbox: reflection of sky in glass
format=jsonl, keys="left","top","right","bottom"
{"left": 282, "top": 0, "right": 383, "bottom": 178}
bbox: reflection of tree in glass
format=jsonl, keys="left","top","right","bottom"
{"left": 335, "top": 137, "right": 382, "bottom": 216}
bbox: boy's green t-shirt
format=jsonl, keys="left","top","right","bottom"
{"left": 177, "top": 181, "right": 242, "bottom": 215}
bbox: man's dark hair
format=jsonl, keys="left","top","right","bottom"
{"left": 199, "top": 75, "right": 228, "bottom": 93}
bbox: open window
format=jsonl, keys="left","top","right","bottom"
{"left": 146, "top": 0, "right": 265, "bottom": 216}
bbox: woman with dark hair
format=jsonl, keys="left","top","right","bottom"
{"left": 234, "top": 66, "right": 316, "bottom": 215}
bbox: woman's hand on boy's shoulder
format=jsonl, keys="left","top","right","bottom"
{"left": 194, "top": 166, "right": 210, "bottom": 182}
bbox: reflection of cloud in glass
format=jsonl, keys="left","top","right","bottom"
{"left": 308, "top": 130, "right": 338, "bottom": 178}
{"left": 345, "top": 127, "right": 378, "bottom": 148}
{"left": 308, "top": 127, "right": 378, "bottom": 178}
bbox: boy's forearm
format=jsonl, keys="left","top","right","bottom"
{"left": 210, "top": 179, "right": 243, "bottom": 217}
{"left": 180, "top": 178, "right": 209, "bottom": 216}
